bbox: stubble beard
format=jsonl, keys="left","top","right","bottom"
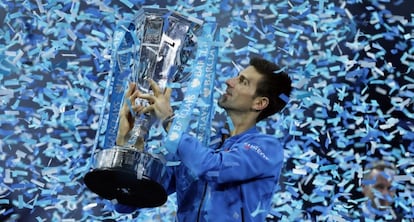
{"left": 217, "top": 95, "right": 226, "bottom": 108}
{"left": 218, "top": 94, "right": 228, "bottom": 109}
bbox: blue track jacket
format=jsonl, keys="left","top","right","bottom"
{"left": 168, "top": 126, "right": 284, "bottom": 221}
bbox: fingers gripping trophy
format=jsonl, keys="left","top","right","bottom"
{"left": 84, "top": 7, "right": 203, "bottom": 208}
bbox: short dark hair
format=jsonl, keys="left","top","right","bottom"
{"left": 363, "top": 161, "right": 396, "bottom": 180}
{"left": 250, "top": 57, "right": 292, "bottom": 122}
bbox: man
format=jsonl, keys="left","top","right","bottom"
{"left": 360, "top": 161, "right": 400, "bottom": 220}
{"left": 117, "top": 57, "right": 292, "bottom": 221}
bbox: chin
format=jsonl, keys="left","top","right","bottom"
{"left": 217, "top": 102, "right": 225, "bottom": 109}
{"left": 218, "top": 98, "right": 226, "bottom": 108}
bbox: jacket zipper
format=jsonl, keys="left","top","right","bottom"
{"left": 240, "top": 207, "right": 245, "bottom": 222}
{"left": 239, "top": 185, "right": 245, "bottom": 222}
{"left": 196, "top": 182, "right": 208, "bottom": 222}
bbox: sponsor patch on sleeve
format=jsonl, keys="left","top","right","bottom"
{"left": 243, "top": 142, "right": 270, "bottom": 160}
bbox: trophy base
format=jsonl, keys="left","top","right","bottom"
{"left": 84, "top": 168, "right": 167, "bottom": 208}
{"left": 84, "top": 147, "right": 168, "bottom": 208}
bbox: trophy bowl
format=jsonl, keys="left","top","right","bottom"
{"left": 84, "top": 7, "right": 203, "bottom": 208}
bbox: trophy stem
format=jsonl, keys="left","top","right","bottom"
{"left": 134, "top": 136, "right": 145, "bottom": 151}
{"left": 126, "top": 114, "right": 152, "bottom": 151}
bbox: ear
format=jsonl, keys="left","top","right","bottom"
{"left": 362, "top": 184, "right": 368, "bottom": 196}
{"left": 362, "top": 184, "right": 374, "bottom": 200}
{"left": 252, "top": 96, "right": 269, "bottom": 111}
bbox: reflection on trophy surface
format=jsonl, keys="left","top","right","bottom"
{"left": 84, "top": 7, "right": 203, "bottom": 208}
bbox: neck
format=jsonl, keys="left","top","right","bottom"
{"left": 227, "top": 111, "right": 257, "bottom": 136}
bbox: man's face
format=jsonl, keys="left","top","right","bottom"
{"left": 362, "top": 169, "right": 395, "bottom": 209}
{"left": 218, "top": 66, "right": 262, "bottom": 112}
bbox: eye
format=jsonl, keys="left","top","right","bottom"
{"left": 373, "top": 184, "right": 387, "bottom": 191}
{"left": 238, "top": 76, "right": 248, "bottom": 85}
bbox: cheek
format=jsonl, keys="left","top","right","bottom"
{"left": 362, "top": 186, "right": 371, "bottom": 196}
{"left": 238, "top": 88, "right": 256, "bottom": 99}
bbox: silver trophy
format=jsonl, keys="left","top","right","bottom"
{"left": 84, "top": 7, "right": 203, "bottom": 208}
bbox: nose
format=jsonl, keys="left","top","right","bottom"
{"left": 226, "top": 77, "right": 236, "bottom": 87}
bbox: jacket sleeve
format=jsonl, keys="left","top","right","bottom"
{"left": 177, "top": 133, "right": 284, "bottom": 184}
